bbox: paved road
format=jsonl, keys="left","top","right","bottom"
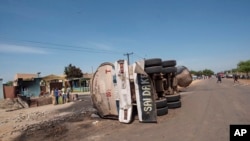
{"left": 87, "top": 78, "right": 250, "bottom": 141}
{"left": 19, "top": 78, "right": 250, "bottom": 141}
{"left": 161, "top": 78, "right": 250, "bottom": 141}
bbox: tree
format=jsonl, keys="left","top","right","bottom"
{"left": 64, "top": 64, "right": 83, "bottom": 79}
{"left": 5, "top": 81, "right": 13, "bottom": 86}
{"left": 232, "top": 68, "right": 238, "bottom": 73}
{"left": 190, "top": 69, "right": 214, "bottom": 77}
{"left": 237, "top": 60, "right": 250, "bottom": 76}
{"left": 196, "top": 71, "right": 203, "bottom": 77}
{"left": 64, "top": 64, "right": 83, "bottom": 89}
{"left": 190, "top": 70, "right": 197, "bottom": 75}
{"left": 190, "top": 70, "right": 202, "bottom": 76}
{"left": 202, "top": 69, "right": 214, "bottom": 76}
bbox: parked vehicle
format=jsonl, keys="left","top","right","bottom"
{"left": 217, "top": 72, "right": 225, "bottom": 78}
{"left": 226, "top": 74, "right": 233, "bottom": 78}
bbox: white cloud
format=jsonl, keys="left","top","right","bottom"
{"left": 0, "top": 44, "right": 47, "bottom": 54}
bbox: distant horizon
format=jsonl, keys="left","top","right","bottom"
{"left": 1, "top": 58, "right": 248, "bottom": 83}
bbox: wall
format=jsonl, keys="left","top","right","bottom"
{"left": 4, "top": 86, "right": 16, "bottom": 99}
{"left": 0, "top": 78, "right": 3, "bottom": 99}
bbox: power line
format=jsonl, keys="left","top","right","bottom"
{"left": 0, "top": 36, "right": 123, "bottom": 54}
{"left": 133, "top": 52, "right": 146, "bottom": 60}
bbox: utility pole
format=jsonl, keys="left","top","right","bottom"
{"left": 124, "top": 52, "right": 133, "bottom": 65}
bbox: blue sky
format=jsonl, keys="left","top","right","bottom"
{"left": 0, "top": 0, "right": 250, "bottom": 82}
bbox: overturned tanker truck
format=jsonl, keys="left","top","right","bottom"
{"left": 90, "top": 58, "right": 192, "bottom": 123}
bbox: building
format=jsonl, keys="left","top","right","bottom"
{"left": 64, "top": 73, "right": 93, "bottom": 92}
{"left": 42, "top": 73, "right": 93, "bottom": 93}
{"left": 14, "top": 73, "right": 42, "bottom": 97}
{"left": 0, "top": 78, "right": 3, "bottom": 99}
{"left": 42, "top": 74, "right": 65, "bottom": 93}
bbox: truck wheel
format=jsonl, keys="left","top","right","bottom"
{"left": 145, "top": 58, "right": 162, "bottom": 67}
{"left": 165, "top": 94, "right": 181, "bottom": 103}
{"left": 162, "top": 60, "right": 176, "bottom": 67}
{"left": 157, "top": 106, "right": 168, "bottom": 116}
{"left": 145, "top": 66, "right": 162, "bottom": 74}
{"left": 168, "top": 101, "right": 181, "bottom": 109}
{"left": 162, "top": 67, "right": 177, "bottom": 74}
{"left": 156, "top": 98, "right": 167, "bottom": 109}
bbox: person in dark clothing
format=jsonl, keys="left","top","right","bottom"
{"left": 234, "top": 74, "right": 239, "bottom": 83}
{"left": 54, "top": 88, "right": 59, "bottom": 104}
{"left": 217, "top": 74, "right": 222, "bottom": 83}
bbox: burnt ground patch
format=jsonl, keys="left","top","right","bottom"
{"left": 13, "top": 112, "right": 93, "bottom": 141}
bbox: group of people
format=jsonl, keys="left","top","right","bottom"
{"left": 51, "top": 87, "right": 71, "bottom": 105}
{"left": 216, "top": 74, "right": 240, "bottom": 83}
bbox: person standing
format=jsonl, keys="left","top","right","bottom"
{"left": 50, "top": 88, "right": 55, "bottom": 105}
{"left": 54, "top": 88, "right": 59, "bottom": 105}
{"left": 66, "top": 86, "right": 71, "bottom": 102}
{"left": 58, "top": 89, "right": 63, "bottom": 104}
{"left": 61, "top": 87, "right": 67, "bottom": 104}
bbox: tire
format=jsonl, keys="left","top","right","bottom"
{"left": 168, "top": 101, "right": 181, "bottom": 109}
{"left": 156, "top": 98, "right": 167, "bottom": 109}
{"left": 145, "top": 58, "right": 162, "bottom": 67}
{"left": 162, "top": 60, "right": 176, "bottom": 67}
{"left": 165, "top": 94, "right": 181, "bottom": 102}
{"left": 145, "top": 66, "right": 162, "bottom": 74}
{"left": 162, "top": 67, "right": 177, "bottom": 74}
{"left": 157, "top": 106, "right": 168, "bottom": 116}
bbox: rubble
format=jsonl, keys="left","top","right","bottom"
{"left": 0, "top": 96, "right": 97, "bottom": 140}
{"left": 0, "top": 98, "right": 23, "bottom": 112}
{"left": 13, "top": 108, "right": 95, "bottom": 137}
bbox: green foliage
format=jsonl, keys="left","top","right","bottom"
{"left": 224, "top": 68, "right": 238, "bottom": 74}
{"left": 190, "top": 70, "right": 197, "bottom": 75}
{"left": 190, "top": 69, "right": 214, "bottom": 76}
{"left": 237, "top": 60, "right": 250, "bottom": 74}
{"left": 197, "top": 71, "right": 203, "bottom": 76}
{"left": 202, "top": 69, "right": 214, "bottom": 76}
{"left": 64, "top": 64, "right": 83, "bottom": 79}
{"left": 231, "top": 68, "right": 238, "bottom": 73}
{"left": 5, "top": 81, "right": 13, "bottom": 86}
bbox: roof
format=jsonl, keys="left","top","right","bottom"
{"left": 83, "top": 73, "right": 93, "bottom": 79}
{"left": 42, "top": 74, "right": 65, "bottom": 81}
{"left": 14, "top": 73, "right": 38, "bottom": 81}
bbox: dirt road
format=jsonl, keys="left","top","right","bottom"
{"left": 2, "top": 78, "right": 250, "bottom": 141}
